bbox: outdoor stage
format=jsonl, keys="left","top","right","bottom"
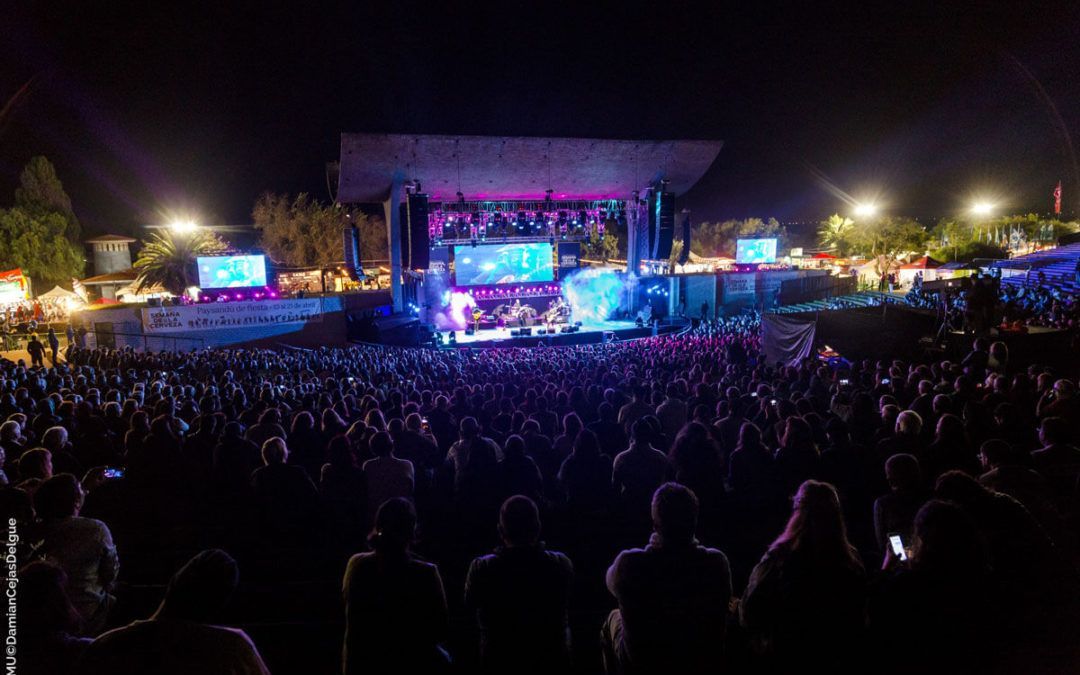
{"left": 443, "top": 318, "right": 688, "bottom": 348}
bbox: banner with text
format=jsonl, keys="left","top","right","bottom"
{"left": 557, "top": 242, "right": 581, "bottom": 279}
{"left": 141, "top": 298, "right": 323, "bottom": 333}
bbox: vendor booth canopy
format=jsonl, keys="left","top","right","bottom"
{"left": 38, "top": 286, "right": 83, "bottom": 301}
{"left": 899, "top": 256, "right": 942, "bottom": 270}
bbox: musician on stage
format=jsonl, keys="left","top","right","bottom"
{"left": 472, "top": 307, "right": 483, "bottom": 332}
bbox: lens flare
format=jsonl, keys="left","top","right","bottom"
{"left": 562, "top": 268, "right": 631, "bottom": 323}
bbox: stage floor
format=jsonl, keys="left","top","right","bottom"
{"left": 449, "top": 319, "right": 637, "bottom": 345}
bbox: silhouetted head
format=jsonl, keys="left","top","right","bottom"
{"left": 499, "top": 495, "right": 541, "bottom": 547}
{"left": 155, "top": 549, "right": 240, "bottom": 622}
{"left": 651, "top": 482, "right": 699, "bottom": 546}
{"left": 370, "top": 497, "right": 417, "bottom": 554}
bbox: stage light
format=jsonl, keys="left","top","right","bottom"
{"left": 970, "top": 201, "right": 994, "bottom": 216}
{"left": 852, "top": 203, "right": 878, "bottom": 218}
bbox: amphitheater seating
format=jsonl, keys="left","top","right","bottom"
{"left": 772, "top": 290, "right": 907, "bottom": 314}
{"left": 992, "top": 242, "right": 1080, "bottom": 295}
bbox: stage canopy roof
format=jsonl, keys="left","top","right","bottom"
{"left": 337, "top": 133, "right": 723, "bottom": 204}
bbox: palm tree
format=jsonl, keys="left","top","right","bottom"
{"left": 817, "top": 214, "right": 854, "bottom": 255}
{"left": 134, "top": 229, "right": 226, "bottom": 296}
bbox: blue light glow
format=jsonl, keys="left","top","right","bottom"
{"left": 562, "top": 268, "right": 632, "bottom": 323}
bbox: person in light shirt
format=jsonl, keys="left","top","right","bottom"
{"left": 362, "top": 431, "right": 415, "bottom": 525}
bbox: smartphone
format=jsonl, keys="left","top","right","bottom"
{"left": 421, "top": 417, "right": 430, "bottom": 431}
{"left": 751, "top": 392, "right": 758, "bottom": 397}
{"left": 770, "top": 399, "right": 777, "bottom": 405}
{"left": 103, "top": 467, "right": 125, "bottom": 480}
{"left": 839, "top": 378, "right": 850, "bottom": 385}
{"left": 881, "top": 378, "right": 891, "bottom": 385}
{"left": 888, "top": 533, "right": 908, "bottom": 562}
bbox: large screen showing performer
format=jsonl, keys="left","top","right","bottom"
{"left": 735, "top": 238, "right": 778, "bottom": 264}
{"left": 197, "top": 255, "right": 268, "bottom": 288}
{"left": 453, "top": 243, "right": 554, "bottom": 286}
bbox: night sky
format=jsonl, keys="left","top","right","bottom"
{"left": 2, "top": 1, "right": 1079, "bottom": 238}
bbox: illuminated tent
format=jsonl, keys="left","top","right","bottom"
{"left": 38, "top": 286, "right": 83, "bottom": 301}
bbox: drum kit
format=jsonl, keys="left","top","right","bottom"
{"left": 494, "top": 299, "right": 570, "bottom": 327}
{"left": 497, "top": 302, "right": 539, "bottom": 327}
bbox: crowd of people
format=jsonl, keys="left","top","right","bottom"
{"left": 1, "top": 297, "right": 73, "bottom": 328}
{"left": 4, "top": 312, "right": 1079, "bottom": 674}
{"left": 905, "top": 269, "right": 1079, "bottom": 332}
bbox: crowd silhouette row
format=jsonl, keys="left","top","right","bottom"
{"left": 5, "top": 312, "right": 1079, "bottom": 674}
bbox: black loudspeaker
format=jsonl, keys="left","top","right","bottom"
{"left": 343, "top": 225, "right": 363, "bottom": 280}
{"left": 520, "top": 327, "right": 532, "bottom": 336}
{"left": 649, "top": 190, "right": 675, "bottom": 260}
{"left": 678, "top": 212, "right": 691, "bottom": 265}
{"left": 464, "top": 327, "right": 475, "bottom": 336}
{"left": 402, "top": 192, "right": 430, "bottom": 270}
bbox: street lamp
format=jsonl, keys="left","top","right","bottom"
{"left": 853, "top": 202, "right": 878, "bottom": 218}
{"left": 169, "top": 220, "right": 199, "bottom": 235}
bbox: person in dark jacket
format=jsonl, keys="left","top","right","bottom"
{"left": 465, "top": 495, "right": 574, "bottom": 674}
{"left": 602, "top": 483, "right": 732, "bottom": 675}
{"left": 46, "top": 328, "right": 61, "bottom": 365}
{"left": 342, "top": 498, "right": 449, "bottom": 675}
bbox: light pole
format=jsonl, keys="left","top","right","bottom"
{"left": 852, "top": 202, "right": 880, "bottom": 291}
{"left": 968, "top": 202, "right": 995, "bottom": 257}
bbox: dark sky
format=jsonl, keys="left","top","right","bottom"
{"left": 2, "top": 1, "right": 1079, "bottom": 238}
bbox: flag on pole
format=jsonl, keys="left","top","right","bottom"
{"left": 1054, "top": 181, "right": 1062, "bottom": 215}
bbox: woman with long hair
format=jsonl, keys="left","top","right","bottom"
{"left": 740, "top": 480, "right": 866, "bottom": 671}
{"left": 773, "top": 416, "right": 820, "bottom": 496}
{"left": 668, "top": 421, "right": 725, "bottom": 508}
{"left": 728, "top": 421, "right": 773, "bottom": 495}
{"left": 558, "top": 428, "right": 613, "bottom": 513}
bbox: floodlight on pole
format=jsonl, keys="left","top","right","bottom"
{"left": 169, "top": 220, "right": 200, "bottom": 235}
{"left": 970, "top": 202, "right": 994, "bottom": 216}
{"left": 852, "top": 203, "right": 878, "bottom": 218}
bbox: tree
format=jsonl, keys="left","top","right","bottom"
{"left": 0, "top": 207, "right": 84, "bottom": 289}
{"left": 14, "top": 156, "right": 80, "bottom": 242}
{"left": 691, "top": 218, "right": 789, "bottom": 258}
{"left": 849, "top": 216, "right": 928, "bottom": 278}
{"left": 930, "top": 240, "right": 1006, "bottom": 264}
{"left": 253, "top": 192, "right": 386, "bottom": 269}
{"left": 581, "top": 227, "right": 619, "bottom": 262}
{"left": 133, "top": 229, "right": 226, "bottom": 296}
{"left": 817, "top": 214, "right": 855, "bottom": 255}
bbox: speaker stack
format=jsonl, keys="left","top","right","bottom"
{"left": 649, "top": 189, "right": 675, "bottom": 260}
{"left": 401, "top": 192, "right": 430, "bottom": 271}
{"left": 678, "top": 211, "right": 692, "bottom": 266}
{"left": 343, "top": 225, "right": 363, "bottom": 280}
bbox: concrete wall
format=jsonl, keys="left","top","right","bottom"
{"left": 72, "top": 291, "right": 391, "bottom": 351}
{"left": 92, "top": 243, "right": 133, "bottom": 275}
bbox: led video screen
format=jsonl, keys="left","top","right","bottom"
{"left": 735, "top": 238, "right": 778, "bottom": 264}
{"left": 197, "top": 255, "right": 268, "bottom": 288}
{"left": 453, "top": 243, "right": 554, "bottom": 286}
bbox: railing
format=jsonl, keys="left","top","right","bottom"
{"left": 778, "top": 274, "right": 856, "bottom": 305}
{"left": 86, "top": 329, "right": 207, "bottom": 352}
